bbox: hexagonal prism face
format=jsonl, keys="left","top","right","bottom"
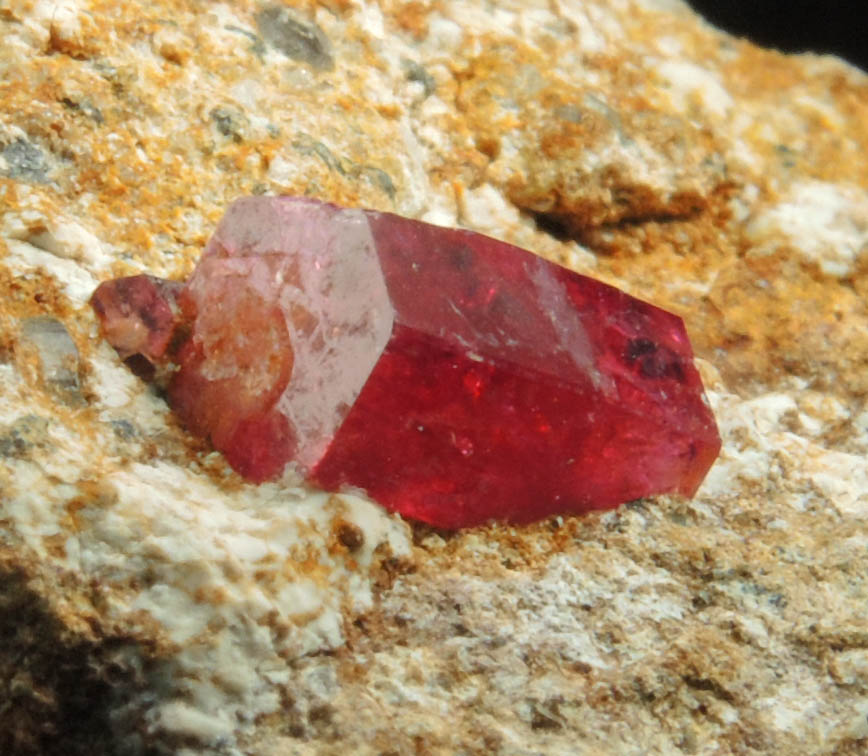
{"left": 92, "top": 196, "right": 721, "bottom": 528}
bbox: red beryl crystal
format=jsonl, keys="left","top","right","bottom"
{"left": 91, "top": 197, "right": 721, "bottom": 528}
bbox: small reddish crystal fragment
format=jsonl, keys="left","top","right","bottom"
{"left": 90, "top": 275, "right": 182, "bottom": 362}
{"left": 91, "top": 197, "right": 721, "bottom": 528}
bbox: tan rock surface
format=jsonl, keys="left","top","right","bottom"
{"left": 1, "top": 0, "right": 866, "bottom": 754}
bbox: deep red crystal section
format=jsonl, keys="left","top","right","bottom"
{"left": 91, "top": 197, "right": 721, "bottom": 528}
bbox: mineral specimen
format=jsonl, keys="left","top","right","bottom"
{"left": 91, "top": 197, "right": 720, "bottom": 528}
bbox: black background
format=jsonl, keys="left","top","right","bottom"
{"left": 686, "top": 1, "right": 866, "bottom": 72}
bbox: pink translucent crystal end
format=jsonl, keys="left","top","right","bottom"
{"left": 91, "top": 197, "right": 721, "bottom": 528}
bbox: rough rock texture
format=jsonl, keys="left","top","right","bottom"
{"left": 0, "top": 0, "right": 866, "bottom": 754}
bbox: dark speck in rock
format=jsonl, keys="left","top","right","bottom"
{"left": 255, "top": 5, "right": 334, "bottom": 71}
{"left": 402, "top": 59, "right": 436, "bottom": 97}
{"left": 19, "top": 316, "right": 82, "bottom": 401}
{"left": 210, "top": 106, "right": 247, "bottom": 143}
{"left": 293, "top": 133, "right": 345, "bottom": 173}
{"left": 2, "top": 139, "right": 49, "bottom": 183}
{"left": 0, "top": 415, "right": 51, "bottom": 458}
{"left": 354, "top": 165, "right": 396, "bottom": 200}
{"left": 225, "top": 24, "right": 267, "bottom": 58}
{"left": 60, "top": 97, "right": 105, "bottom": 124}
{"left": 110, "top": 419, "right": 138, "bottom": 440}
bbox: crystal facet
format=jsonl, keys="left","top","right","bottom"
{"left": 91, "top": 197, "right": 721, "bottom": 528}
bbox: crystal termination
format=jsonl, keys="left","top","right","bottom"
{"left": 91, "top": 197, "right": 721, "bottom": 528}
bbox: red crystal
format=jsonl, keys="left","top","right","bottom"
{"left": 91, "top": 197, "right": 721, "bottom": 528}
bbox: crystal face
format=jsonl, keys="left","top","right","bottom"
{"left": 91, "top": 197, "right": 721, "bottom": 528}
